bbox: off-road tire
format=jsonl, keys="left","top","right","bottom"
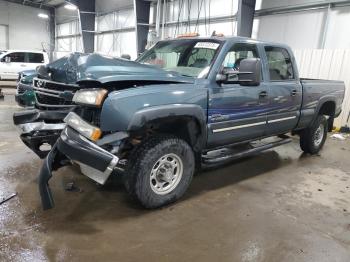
{"left": 124, "top": 135, "right": 195, "bottom": 208}
{"left": 300, "top": 115, "right": 328, "bottom": 154}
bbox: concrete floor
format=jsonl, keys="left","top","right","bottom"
{"left": 1, "top": 89, "right": 350, "bottom": 262}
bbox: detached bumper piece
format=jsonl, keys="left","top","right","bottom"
{"left": 13, "top": 109, "right": 69, "bottom": 158}
{"left": 39, "top": 127, "right": 119, "bottom": 210}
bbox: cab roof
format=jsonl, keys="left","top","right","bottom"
{"left": 159, "top": 35, "right": 291, "bottom": 49}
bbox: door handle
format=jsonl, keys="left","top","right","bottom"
{"left": 259, "top": 91, "right": 268, "bottom": 98}
{"left": 20, "top": 64, "right": 27, "bottom": 67}
{"left": 291, "top": 89, "right": 297, "bottom": 96}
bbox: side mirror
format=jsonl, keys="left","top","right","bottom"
{"left": 4, "top": 56, "right": 11, "bottom": 63}
{"left": 238, "top": 58, "right": 261, "bottom": 86}
{"left": 216, "top": 68, "right": 239, "bottom": 83}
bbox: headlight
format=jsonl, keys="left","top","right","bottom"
{"left": 64, "top": 112, "right": 102, "bottom": 141}
{"left": 72, "top": 88, "right": 108, "bottom": 107}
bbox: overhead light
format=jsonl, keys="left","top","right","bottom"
{"left": 64, "top": 4, "right": 77, "bottom": 10}
{"left": 38, "top": 13, "right": 49, "bottom": 19}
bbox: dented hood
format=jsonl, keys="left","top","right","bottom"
{"left": 37, "top": 52, "right": 193, "bottom": 85}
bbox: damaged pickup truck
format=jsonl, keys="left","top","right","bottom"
{"left": 14, "top": 37, "right": 345, "bottom": 209}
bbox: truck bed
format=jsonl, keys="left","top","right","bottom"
{"left": 297, "top": 78, "right": 345, "bottom": 129}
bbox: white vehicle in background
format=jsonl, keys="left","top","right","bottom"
{"left": 0, "top": 50, "right": 49, "bottom": 80}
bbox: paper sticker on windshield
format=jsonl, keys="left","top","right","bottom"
{"left": 194, "top": 42, "right": 220, "bottom": 50}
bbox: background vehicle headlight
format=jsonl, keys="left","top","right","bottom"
{"left": 64, "top": 112, "right": 102, "bottom": 141}
{"left": 72, "top": 88, "right": 108, "bottom": 106}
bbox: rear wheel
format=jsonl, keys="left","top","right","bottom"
{"left": 124, "top": 135, "right": 195, "bottom": 208}
{"left": 300, "top": 115, "right": 328, "bottom": 154}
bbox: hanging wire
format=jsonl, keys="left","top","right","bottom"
{"left": 174, "top": 0, "right": 184, "bottom": 37}
{"left": 186, "top": 0, "right": 193, "bottom": 33}
{"left": 194, "top": 0, "right": 204, "bottom": 33}
{"left": 203, "top": 0, "right": 207, "bottom": 35}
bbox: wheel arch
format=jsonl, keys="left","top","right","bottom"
{"left": 316, "top": 99, "right": 336, "bottom": 131}
{"left": 127, "top": 104, "right": 207, "bottom": 152}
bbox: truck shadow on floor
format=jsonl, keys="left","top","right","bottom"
{"left": 38, "top": 149, "right": 294, "bottom": 233}
{"left": 186, "top": 150, "right": 291, "bottom": 199}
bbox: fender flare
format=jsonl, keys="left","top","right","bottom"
{"left": 313, "top": 97, "right": 337, "bottom": 121}
{"left": 127, "top": 104, "right": 207, "bottom": 150}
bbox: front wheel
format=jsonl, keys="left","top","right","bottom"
{"left": 124, "top": 135, "right": 195, "bottom": 208}
{"left": 300, "top": 115, "right": 328, "bottom": 154}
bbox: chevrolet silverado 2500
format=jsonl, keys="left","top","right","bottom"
{"left": 13, "top": 37, "right": 345, "bottom": 209}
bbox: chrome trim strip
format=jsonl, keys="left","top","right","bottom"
{"left": 33, "top": 77, "right": 79, "bottom": 87}
{"left": 17, "top": 122, "right": 66, "bottom": 134}
{"left": 268, "top": 116, "right": 296, "bottom": 123}
{"left": 212, "top": 121, "right": 266, "bottom": 133}
{"left": 34, "top": 86, "right": 62, "bottom": 94}
{"left": 35, "top": 90, "right": 61, "bottom": 98}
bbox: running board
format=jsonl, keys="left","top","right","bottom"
{"left": 202, "top": 137, "right": 292, "bottom": 165}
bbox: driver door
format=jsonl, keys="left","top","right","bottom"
{"left": 207, "top": 43, "right": 269, "bottom": 148}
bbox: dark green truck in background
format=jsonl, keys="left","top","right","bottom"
{"left": 15, "top": 70, "right": 37, "bottom": 107}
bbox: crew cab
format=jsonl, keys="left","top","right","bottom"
{"left": 0, "top": 50, "right": 49, "bottom": 80}
{"left": 13, "top": 37, "right": 345, "bottom": 210}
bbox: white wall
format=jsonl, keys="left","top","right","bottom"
{"left": 163, "top": 0, "right": 238, "bottom": 38}
{"left": 96, "top": 0, "right": 133, "bottom": 13}
{"left": 94, "top": 8, "right": 137, "bottom": 59}
{"left": 54, "top": 5, "right": 82, "bottom": 59}
{"left": 55, "top": 20, "right": 83, "bottom": 59}
{"left": 256, "top": 0, "right": 331, "bottom": 10}
{"left": 323, "top": 6, "right": 350, "bottom": 49}
{"left": 294, "top": 49, "right": 350, "bottom": 127}
{"left": 0, "top": 0, "right": 51, "bottom": 51}
{"left": 254, "top": 1, "right": 350, "bottom": 50}
{"left": 0, "top": 25, "right": 8, "bottom": 49}
{"left": 255, "top": 9, "right": 327, "bottom": 48}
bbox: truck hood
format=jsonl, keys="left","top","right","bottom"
{"left": 36, "top": 52, "right": 193, "bottom": 85}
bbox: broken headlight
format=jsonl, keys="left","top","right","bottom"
{"left": 64, "top": 112, "right": 102, "bottom": 141}
{"left": 72, "top": 88, "right": 108, "bottom": 107}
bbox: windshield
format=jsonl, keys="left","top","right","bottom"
{"left": 137, "top": 39, "right": 222, "bottom": 78}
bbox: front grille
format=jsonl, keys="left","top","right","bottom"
{"left": 17, "top": 82, "right": 32, "bottom": 94}
{"left": 33, "top": 78, "right": 79, "bottom": 110}
{"left": 17, "top": 83, "right": 26, "bottom": 94}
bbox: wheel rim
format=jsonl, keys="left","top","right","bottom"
{"left": 314, "top": 123, "right": 325, "bottom": 147}
{"left": 150, "top": 153, "right": 183, "bottom": 195}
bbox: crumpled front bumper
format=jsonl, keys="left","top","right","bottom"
{"left": 39, "top": 127, "right": 119, "bottom": 210}
{"left": 13, "top": 109, "right": 69, "bottom": 158}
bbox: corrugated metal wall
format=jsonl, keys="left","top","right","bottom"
{"left": 94, "top": 8, "right": 137, "bottom": 59}
{"left": 294, "top": 49, "right": 350, "bottom": 127}
{"left": 163, "top": 0, "right": 238, "bottom": 38}
{"left": 55, "top": 20, "right": 83, "bottom": 59}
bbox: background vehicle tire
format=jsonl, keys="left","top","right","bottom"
{"left": 300, "top": 115, "right": 328, "bottom": 154}
{"left": 124, "top": 135, "right": 195, "bottom": 208}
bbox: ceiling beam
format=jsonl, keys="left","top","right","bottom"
{"left": 3, "top": 0, "right": 54, "bottom": 10}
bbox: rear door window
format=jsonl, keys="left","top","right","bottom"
{"left": 27, "top": 53, "right": 44, "bottom": 63}
{"left": 5, "top": 52, "right": 26, "bottom": 62}
{"left": 265, "top": 46, "right": 294, "bottom": 81}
